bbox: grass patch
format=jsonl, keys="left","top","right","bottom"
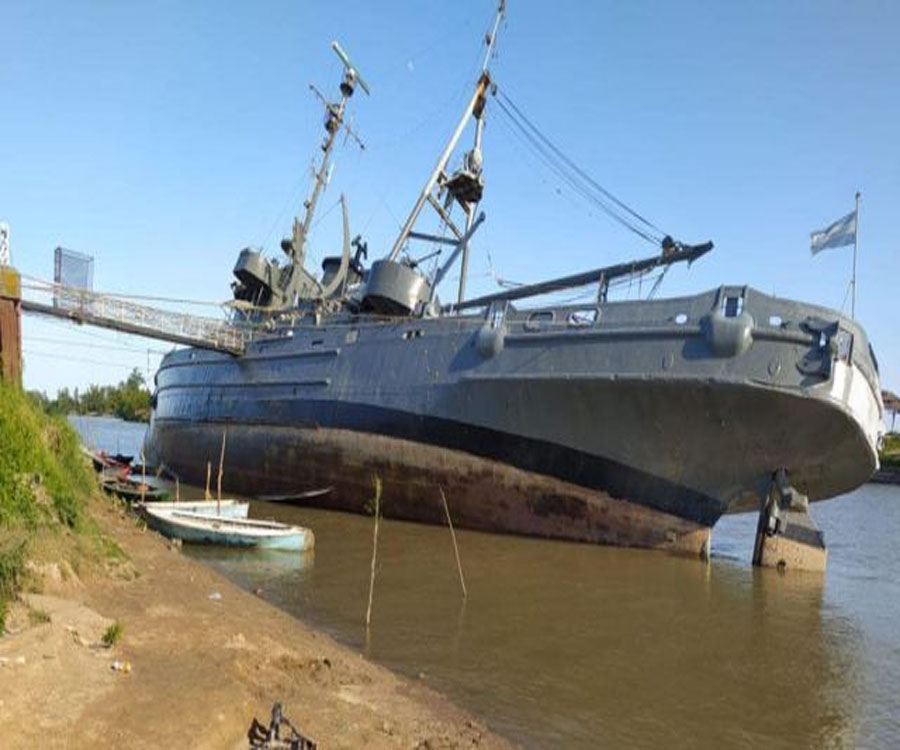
{"left": 27, "top": 605, "right": 51, "bottom": 626}
{"left": 0, "top": 540, "right": 26, "bottom": 632}
{"left": 95, "top": 533, "right": 127, "bottom": 562}
{"left": 102, "top": 620, "right": 124, "bottom": 647}
{"left": 0, "top": 382, "right": 94, "bottom": 530}
{"left": 0, "top": 381, "right": 129, "bottom": 626}
{"left": 881, "top": 433, "right": 900, "bottom": 469}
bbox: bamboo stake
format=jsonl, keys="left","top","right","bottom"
{"left": 439, "top": 486, "right": 467, "bottom": 599}
{"left": 365, "top": 475, "right": 383, "bottom": 630}
{"left": 139, "top": 451, "right": 146, "bottom": 504}
{"left": 205, "top": 462, "right": 212, "bottom": 501}
{"left": 217, "top": 429, "right": 227, "bottom": 514}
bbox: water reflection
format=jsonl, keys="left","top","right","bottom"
{"left": 188, "top": 546, "right": 315, "bottom": 586}
{"left": 185, "top": 501, "right": 863, "bottom": 749}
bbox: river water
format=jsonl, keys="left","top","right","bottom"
{"left": 71, "top": 416, "right": 900, "bottom": 748}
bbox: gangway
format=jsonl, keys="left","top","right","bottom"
{"left": 20, "top": 277, "right": 253, "bottom": 355}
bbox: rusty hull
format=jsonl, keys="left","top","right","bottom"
{"left": 148, "top": 419, "right": 711, "bottom": 557}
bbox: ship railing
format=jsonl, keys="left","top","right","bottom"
{"left": 20, "top": 277, "right": 256, "bottom": 355}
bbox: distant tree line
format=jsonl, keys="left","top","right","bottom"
{"left": 882, "top": 433, "right": 900, "bottom": 469}
{"left": 28, "top": 368, "right": 152, "bottom": 423}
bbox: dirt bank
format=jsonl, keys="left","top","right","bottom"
{"left": 0, "top": 497, "right": 511, "bottom": 749}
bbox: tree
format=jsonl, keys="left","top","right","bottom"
{"left": 38, "top": 369, "right": 152, "bottom": 422}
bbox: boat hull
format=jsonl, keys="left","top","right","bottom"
{"left": 143, "top": 508, "right": 314, "bottom": 551}
{"left": 147, "top": 417, "right": 713, "bottom": 555}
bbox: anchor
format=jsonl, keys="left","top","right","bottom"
{"left": 752, "top": 469, "right": 827, "bottom": 573}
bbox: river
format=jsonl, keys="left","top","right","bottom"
{"left": 71, "top": 415, "right": 900, "bottom": 748}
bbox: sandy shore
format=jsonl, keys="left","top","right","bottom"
{"left": 0, "top": 498, "right": 511, "bottom": 749}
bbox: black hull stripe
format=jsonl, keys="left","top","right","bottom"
{"left": 155, "top": 398, "right": 724, "bottom": 526}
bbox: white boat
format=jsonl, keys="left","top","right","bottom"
{"left": 140, "top": 499, "right": 250, "bottom": 519}
{"left": 143, "top": 505, "right": 314, "bottom": 551}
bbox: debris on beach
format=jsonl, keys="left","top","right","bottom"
{"left": 247, "top": 701, "right": 317, "bottom": 749}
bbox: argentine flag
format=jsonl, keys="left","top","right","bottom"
{"left": 810, "top": 210, "right": 857, "bottom": 255}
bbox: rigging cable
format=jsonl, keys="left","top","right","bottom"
{"left": 25, "top": 336, "right": 169, "bottom": 355}
{"left": 492, "top": 99, "right": 659, "bottom": 245}
{"left": 647, "top": 265, "right": 670, "bottom": 299}
{"left": 23, "top": 349, "right": 158, "bottom": 371}
{"left": 497, "top": 89, "right": 666, "bottom": 238}
{"left": 492, "top": 88, "right": 668, "bottom": 247}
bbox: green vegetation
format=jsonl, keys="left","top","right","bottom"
{"left": 0, "top": 381, "right": 94, "bottom": 530}
{"left": 0, "top": 380, "right": 123, "bottom": 631}
{"left": 28, "top": 368, "right": 151, "bottom": 423}
{"left": 881, "top": 433, "right": 900, "bottom": 470}
{"left": 102, "top": 620, "right": 124, "bottom": 647}
{"left": 0, "top": 541, "right": 25, "bottom": 632}
{"left": 27, "top": 605, "right": 51, "bottom": 626}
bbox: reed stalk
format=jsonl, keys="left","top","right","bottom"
{"left": 217, "top": 430, "right": 226, "bottom": 513}
{"left": 365, "top": 475, "right": 382, "bottom": 629}
{"left": 439, "top": 486, "right": 467, "bottom": 599}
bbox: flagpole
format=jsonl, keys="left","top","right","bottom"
{"left": 852, "top": 191, "right": 860, "bottom": 319}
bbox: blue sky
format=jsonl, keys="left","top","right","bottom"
{"left": 2, "top": 0, "right": 897, "bottom": 400}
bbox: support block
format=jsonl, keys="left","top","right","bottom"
{"left": 754, "top": 507, "right": 827, "bottom": 573}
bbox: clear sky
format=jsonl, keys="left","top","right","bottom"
{"left": 2, "top": 0, "right": 897, "bottom": 400}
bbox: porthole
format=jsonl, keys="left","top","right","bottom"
{"left": 525, "top": 311, "right": 554, "bottom": 332}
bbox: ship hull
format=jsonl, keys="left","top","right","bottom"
{"left": 145, "top": 287, "right": 884, "bottom": 554}
{"left": 147, "top": 417, "right": 713, "bottom": 555}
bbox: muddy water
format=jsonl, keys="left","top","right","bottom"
{"left": 73, "top": 417, "right": 900, "bottom": 748}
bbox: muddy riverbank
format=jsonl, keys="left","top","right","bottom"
{"left": 0, "top": 493, "right": 509, "bottom": 749}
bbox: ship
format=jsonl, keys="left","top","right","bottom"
{"left": 144, "top": 2, "right": 884, "bottom": 569}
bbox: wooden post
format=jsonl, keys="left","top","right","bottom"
{"left": 439, "top": 486, "right": 468, "bottom": 599}
{"left": 365, "top": 475, "right": 382, "bottom": 630}
{"left": 205, "top": 461, "right": 212, "bottom": 500}
{"left": 217, "top": 430, "right": 226, "bottom": 514}
{"left": 0, "top": 266, "right": 22, "bottom": 385}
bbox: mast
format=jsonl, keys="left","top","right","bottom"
{"left": 851, "top": 190, "right": 860, "bottom": 319}
{"left": 387, "top": 1, "right": 506, "bottom": 273}
{"left": 457, "top": 115, "right": 485, "bottom": 305}
{"left": 458, "top": 1, "right": 505, "bottom": 305}
{"left": 285, "top": 43, "right": 369, "bottom": 273}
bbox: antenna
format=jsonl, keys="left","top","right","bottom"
{"left": 332, "top": 41, "right": 371, "bottom": 96}
{"left": 284, "top": 41, "right": 370, "bottom": 279}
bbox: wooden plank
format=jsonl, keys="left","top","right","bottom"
{"left": 0, "top": 267, "right": 22, "bottom": 384}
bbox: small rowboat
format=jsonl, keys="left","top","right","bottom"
{"left": 83, "top": 447, "right": 131, "bottom": 474}
{"left": 101, "top": 477, "right": 169, "bottom": 502}
{"left": 139, "top": 500, "right": 250, "bottom": 519}
{"left": 129, "top": 463, "right": 156, "bottom": 478}
{"left": 256, "top": 486, "right": 333, "bottom": 502}
{"left": 143, "top": 506, "right": 314, "bottom": 551}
